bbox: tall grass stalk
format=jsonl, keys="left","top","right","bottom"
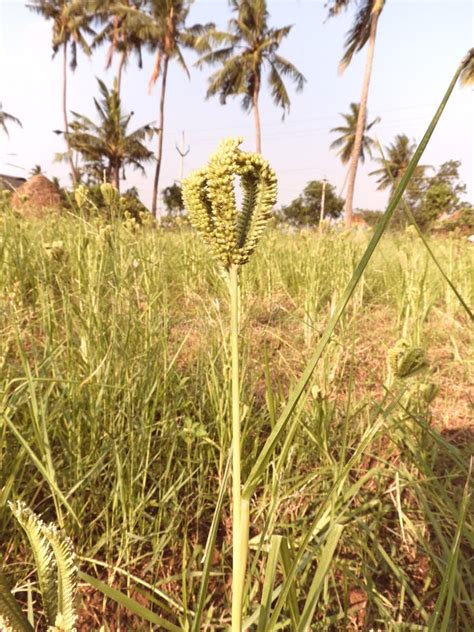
{"left": 182, "top": 138, "right": 277, "bottom": 629}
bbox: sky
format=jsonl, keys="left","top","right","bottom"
{"left": 0, "top": 0, "right": 473, "bottom": 214}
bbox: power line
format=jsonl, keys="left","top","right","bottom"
{"left": 159, "top": 116, "right": 430, "bottom": 153}
{"left": 162, "top": 102, "right": 436, "bottom": 137}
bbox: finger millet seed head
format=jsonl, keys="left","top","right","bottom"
{"left": 182, "top": 138, "right": 277, "bottom": 269}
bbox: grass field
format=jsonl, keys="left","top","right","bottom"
{"left": 0, "top": 210, "right": 473, "bottom": 630}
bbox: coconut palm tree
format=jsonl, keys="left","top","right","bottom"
{"left": 196, "top": 0, "right": 306, "bottom": 154}
{"left": 0, "top": 104, "right": 22, "bottom": 136}
{"left": 327, "top": 0, "right": 385, "bottom": 227}
{"left": 27, "top": 0, "right": 95, "bottom": 185}
{"left": 330, "top": 102, "right": 379, "bottom": 165}
{"left": 93, "top": 0, "right": 146, "bottom": 94}
{"left": 369, "top": 134, "right": 430, "bottom": 192}
{"left": 66, "top": 79, "right": 156, "bottom": 191}
{"left": 138, "top": 0, "right": 212, "bottom": 217}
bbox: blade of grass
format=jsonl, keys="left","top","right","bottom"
{"left": 267, "top": 391, "right": 406, "bottom": 627}
{"left": 79, "top": 571, "right": 182, "bottom": 632}
{"left": 243, "top": 58, "right": 464, "bottom": 500}
{"left": 428, "top": 459, "right": 472, "bottom": 632}
{"left": 297, "top": 523, "right": 344, "bottom": 632}
{"left": 280, "top": 538, "right": 301, "bottom": 629}
{"left": 191, "top": 453, "right": 231, "bottom": 632}
{"left": 2, "top": 414, "right": 80, "bottom": 525}
{"left": 256, "top": 535, "right": 283, "bottom": 632}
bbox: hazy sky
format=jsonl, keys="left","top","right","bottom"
{"left": 1, "top": 0, "right": 473, "bottom": 214}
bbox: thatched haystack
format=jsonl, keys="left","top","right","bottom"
{"left": 12, "top": 174, "right": 62, "bottom": 218}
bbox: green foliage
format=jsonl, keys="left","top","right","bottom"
{"left": 71, "top": 182, "right": 150, "bottom": 221}
{"left": 412, "top": 160, "right": 473, "bottom": 230}
{"left": 434, "top": 206, "right": 474, "bottom": 235}
{"left": 66, "top": 79, "right": 156, "bottom": 189}
{"left": 357, "top": 207, "right": 382, "bottom": 227}
{"left": 0, "top": 51, "right": 473, "bottom": 631}
{"left": 278, "top": 180, "right": 344, "bottom": 226}
{"left": 327, "top": 0, "right": 386, "bottom": 70}
{"left": 370, "top": 133, "right": 430, "bottom": 192}
{"left": 26, "top": 0, "right": 94, "bottom": 67}
{"left": 330, "top": 102, "right": 380, "bottom": 164}
{"left": 0, "top": 213, "right": 472, "bottom": 629}
{"left": 196, "top": 0, "right": 305, "bottom": 115}
{"left": 161, "top": 182, "right": 185, "bottom": 220}
{"left": 92, "top": 0, "right": 146, "bottom": 78}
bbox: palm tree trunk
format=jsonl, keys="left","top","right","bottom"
{"left": 151, "top": 55, "right": 169, "bottom": 218}
{"left": 117, "top": 50, "right": 126, "bottom": 94}
{"left": 63, "top": 41, "right": 78, "bottom": 186}
{"left": 110, "top": 161, "right": 120, "bottom": 192}
{"left": 252, "top": 79, "right": 262, "bottom": 154}
{"left": 344, "top": 9, "right": 380, "bottom": 227}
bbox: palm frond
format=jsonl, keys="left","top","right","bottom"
{"left": 339, "top": 0, "right": 373, "bottom": 70}
{"left": 272, "top": 54, "right": 306, "bottom": 92}
{"left": 459, "top": 48, "right": 474, "bottom": 86}
{"left": 195, "top": 46, "right": 236, "bottom": 69}
{"left": 197, "top": 1, "right": 305, "bottom": 117}
{"left": 268, "top": 63, "right": 290, "bottom": 114}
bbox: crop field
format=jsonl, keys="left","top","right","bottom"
{"left": 0, "top": 209, "right": 472, "bottom": 630}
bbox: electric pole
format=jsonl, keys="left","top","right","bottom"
{"left": 319, "top": 177, "right": 327, "bottom": 229}
{"left": 175, "top": 131, "right": 190, "bottom": 181}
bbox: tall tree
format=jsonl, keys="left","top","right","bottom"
{"left": 27, "top": 0, "right": 94, "bottom": 185}
{"left": 278, "top": 180, "right": 344, "bottom": 226}
{"left": 0, "top": 103, "right": 22, "bottom": 136}
{"left": 141, "top": 0, "right": 212, "bottom": 217}
{"left": 93, "top": 0, "right": 146, "bottom": 94}
{"left": 369, "top": 134, "right": 429, "bottom": 193}
{"left": 328, "top": 0, "right": 385, "bottom": 227}
{"left": 412, "top": 160, "right": 471, "bottom": 230}
{"left": 330, "top": 102, "right": 379, "bottom": 165}
{"left": 196, "top": 0, "right": 306, "bottom": 154}
{"left": 66, "top": 79, "right": 155, "bottom": 191}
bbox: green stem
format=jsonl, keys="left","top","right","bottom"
{"left": 229, "top": 264, "right": 245, "bottom": 631}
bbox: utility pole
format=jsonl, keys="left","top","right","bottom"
{"left": 319, "top": 177, "right": 327, "bottom": 229}
{"left": 175, "top": 131, "right": 190, "bottom": 181}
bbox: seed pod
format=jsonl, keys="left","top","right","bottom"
{"left": 100, "top": 182, "right": 120, "bottom": 208}
{"left": 389, "top": 340, "right": 428, "bottom": 380}
{"left": 74, "top": 184, "right": 89, "bottom": 210}
{"left": 182, "top": 138, "right": 277, "bottom": 269}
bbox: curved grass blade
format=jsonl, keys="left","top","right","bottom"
{"left": 297, "top": 524, "right": 344, "bottom": 632}
{"left": 79, "top": 571, "right": 182, "bottom": 632}
{"left": 256, "top": 535, "right": 282, "bottom": 632}
{"left": 243, "top": 57, "right": 465, "bottom": 500}
{"left": 3, "top": 415, "right": 80, "bottom": 525}
{"left": 191, "top": 454, "right": 231, "bottom": 632}
{"left": 428, "top": 459, "right": 472, "bottom": 632}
